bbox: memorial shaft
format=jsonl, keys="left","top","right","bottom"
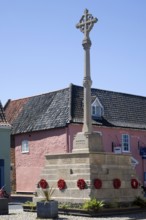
{"left": 76, "top": 9, "right": 98, "bottom": 134}
{"left": 83, "top": 38, "right": 92, "bottom": 133}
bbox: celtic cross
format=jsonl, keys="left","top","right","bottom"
{"left": 76, "top": 9, "right": 98, "bottom": 40}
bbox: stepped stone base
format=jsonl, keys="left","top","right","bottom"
{"left": 33, "top": 152, "right": 143, "bottom": 204}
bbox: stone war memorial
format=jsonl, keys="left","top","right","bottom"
{"left": 34, "top": 9, "right": 143, "bottom": 204}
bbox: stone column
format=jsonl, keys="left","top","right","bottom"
{"left": 76, "top": 9, "right": 97, "bottom": 134}
{"left": 82, "top": 37, "right": 92, "bottom": 134}
{"left": 73, "top": 9, "right": 104, "bottom": 153}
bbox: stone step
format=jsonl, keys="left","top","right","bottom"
{"left": 44, "top": 164, "right": 90, "bottom": 169}
{"left": 42, "top": 168, "right": 90, "bottom": 175}
{"left": 40, "top": 173, "right": 91, "bottom": 181}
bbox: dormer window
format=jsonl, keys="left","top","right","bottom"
{"left": 92, "top": 105, "right": 97, "bottom": 115}
{"left": 91, "top": 97, "right": 104, "bottom": 118}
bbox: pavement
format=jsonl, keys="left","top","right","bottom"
{"left": 3, "top": 195, "right": 146, "bottom": 219}
{"left": 4, "top": 203, "right": 146, "bottom": 220}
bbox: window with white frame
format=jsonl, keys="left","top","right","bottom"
{"left": 122, "top": 134, "right": 130, "bottom": 152}
{"left": 92, "top": 105, "right": 96, "bottom": 115}
{"left": 91, "top": 97, "right": 104, "bottom": 118}
{"left": 21, "top": 140, "right": 29, "bottom": 153}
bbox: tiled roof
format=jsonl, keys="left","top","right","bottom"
{"left": 4, "top": 84, "right": 146, "bottom": 134}
{"left": 5, "top": 88, "right": 70, "bottom": 134}
{"left": 4, "top": 98, "right": 30, "bottom": 124}
{"left": 0, "top": 102, "right": 10, "bottom": 126}
{"left": 71, "top": 84, "right": 146, "bottom": 129}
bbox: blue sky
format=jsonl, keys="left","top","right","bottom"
{"left": 0, "top": 0, "right": 146, "bottom": 105}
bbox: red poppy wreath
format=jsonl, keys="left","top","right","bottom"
{"left": 39, "top": 179, "right": 48, "bottom": 189}
{"left": 94, "top": 179, "right": 102, "bottom": 189}
{"left": 131, "top": 178, "right": 139, "bottom": 189}
{"left": 57, "top": 179, "right": 66, "bottom": 190}
{"left": 77, "top": 179, "right": 86, "bottom": 190}
{"left": 113, "top": 178, "right": 121, "bottom": 189}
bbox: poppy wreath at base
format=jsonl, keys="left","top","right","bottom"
{"left": 131, "top": 178, "right": 139, "bottom": 189}
{"left": 39, "top": 179, "right": 48, "bottom": 189}
{"left": 113, "top": 178, "right": 121, "bottom": 189}
{"left": 94, "top": 179, "right": 102, "bottom": 189}
{"left": 57, "top": 179, "right": 66, "bottom": 190}
{"left": 77, "top": 179, "right": 86, "bottom": 190}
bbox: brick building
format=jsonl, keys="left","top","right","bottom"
{"left": 4, "top": 84, "right": 146, "bottom": 193}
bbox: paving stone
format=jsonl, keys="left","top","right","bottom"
{"left": 0, "top": 208, "right": 146, "bottom": 220}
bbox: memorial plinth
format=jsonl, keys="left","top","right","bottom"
{"left": 34, "top": 152, "right": 142, "bottom": 204}
{"left": 73, "top": 132, "right": 104, "bottom": 153}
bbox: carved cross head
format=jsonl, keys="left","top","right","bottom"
{"left": 76, "top": 9, "right": 98, "bottom": 38}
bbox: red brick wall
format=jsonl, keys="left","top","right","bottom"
{"left": 15, "top": 128, "right": 68, "bottom": 192}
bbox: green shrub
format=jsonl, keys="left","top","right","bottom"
{"left": 22, "top": 201, "right": 36, "bottom": 207}
{"left": 59, "top": 203, "right": 70, "bottom": 209}
{"left": 132, "top": 196, "right": 146, "bottom": 208}
{"left": 82, "top": 199, "right": 104, "bottom": 211}
{"left": 105, "top": 201, "right": 119, "bottom": 209}
{"left": 22, "top": 201, "right": 36, "bottom": 211}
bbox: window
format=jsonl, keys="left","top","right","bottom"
{"left": 122, "top": 134, "right": 130, "bottom": 152}
{"left": 92, "top": 106, "right": 102, "bottom": 116}
{"left": 21, "top": 140, "right": 29, "bottom": 153}
{"left": 91, "top": 97, "right": 104, "bottom": 118}
{"left": 92, "top": 105, "right": 96, "bottom": 115}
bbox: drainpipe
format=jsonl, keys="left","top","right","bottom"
{"left": 66, "top": 126, "right": 70, "bottom": 153}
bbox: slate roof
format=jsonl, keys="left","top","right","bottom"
{"left": 5, "top": 87, "right": 70, "bottom": 134}
{"left": 0, "top": 102, "right": 10, "bottom": 126}
{"left": 4, "top": 84, "right": 146, "bottom": 134}
{"left": 71, "top": 84, "right": 146, "bottom": 129}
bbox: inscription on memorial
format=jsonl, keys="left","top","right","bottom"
{"left": 75, "top": 139, "right": 85, "bottom": 145}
